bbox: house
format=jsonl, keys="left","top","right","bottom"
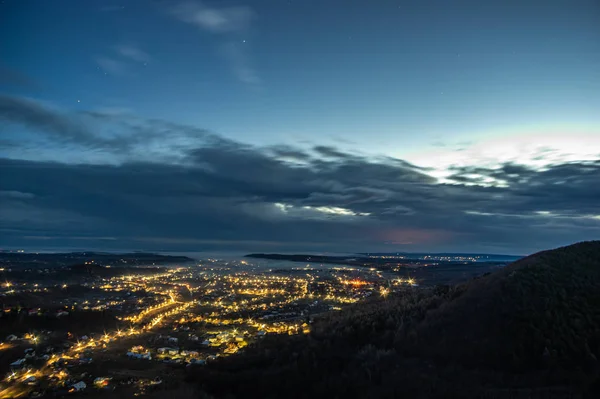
{"left": 6, "top": 334, "right": 18, "bottom": 341}
{"left": 130, "top": 345, "right": 145, "bottom": 353}
{"left": 56, "top": 310, "right": 69, "bottom": 317}
{"left": 127, "top": 351, "right": 150, "bottom": 360}
{"left": 71, "top": 381, "right": 86, "bottom": 391}
{"left": 10, "top": 358, "right": 26, "bottom": 368}
{"left": 94, "top": 377, "right": 111, "bottom": 388}
{"left": 28, "top": 309, "right": 39, "bottom": 316}
{"left": 180, "top": 350, "right": 199, "bottom": 358}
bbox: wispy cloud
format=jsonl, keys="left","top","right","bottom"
{"left": 115, "top": 44, "right": 150, "bottom": 63}
{"left": 95, "top": 43, "right": 149, "bottom": 76}
{"left": 171, "top": 1, "right": 253, "bottom": 33}
{"left": 170, "top": 1, "right": 259, "bottom": 85}
{"left": 219, "top": 41, "right": 259, "bottom": 85}
{"left": 95, "top": 56, "right": 127, "bottom": 76}
{"left": 0, "top": 190, "right": 35, "bottom": 200}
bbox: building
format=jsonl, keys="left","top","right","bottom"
{"left": 71, "top": 381, "right": 86, "bottom": 392}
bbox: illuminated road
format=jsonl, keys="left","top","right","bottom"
{"left": 0, "top": 280, "right": 195, "bottom": 399}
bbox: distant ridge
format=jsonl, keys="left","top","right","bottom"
{"left": 246, "top": 252, "right": 522, "bottom": 263}
{"left": 359, "top": 251, "right": 522, "bottom": 259}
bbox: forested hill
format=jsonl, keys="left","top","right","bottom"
{"left": 191, "top": 241, "right": 600, "bottom": 398}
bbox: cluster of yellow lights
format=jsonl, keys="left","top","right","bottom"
{"left": 3, "top": 300, "right": 196, "bottom": 395}
{"left": 340, "top": 279, "right": 369, "bottom": 287}
{"left": 1, "top": 263, "right": 421, "bottom": 398}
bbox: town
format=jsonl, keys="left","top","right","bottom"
{"left": 0, "top": 254, "right": 423, "bottom": 398}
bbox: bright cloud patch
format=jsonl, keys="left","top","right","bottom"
{"left": 274, "top": 203, "right": 370, "bottom": 219}
{"left": 405, "top": 128, "right": 600, "bottom": 184}
{"left": 306, "top": 206, "right": 370, "bottom": 217}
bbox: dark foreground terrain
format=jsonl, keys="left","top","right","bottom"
{"left": 192, "top": 241, "right": 600, "bottom": 398}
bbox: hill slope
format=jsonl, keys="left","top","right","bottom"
{"left": 406, "top": 240, "right": 600, "bottom": 368}
{"left": 191, "top": 241, "right": 600, "bottom": 399}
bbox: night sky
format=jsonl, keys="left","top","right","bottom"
{"left": 1, "top": 0, "right": 599, "bottom": 254}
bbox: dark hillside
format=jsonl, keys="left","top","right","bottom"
{"left": 191, "top": 241, "right": 600, "bottom": 398}
{"left": 406, "top": 241, "right": 600, "bottom": 369}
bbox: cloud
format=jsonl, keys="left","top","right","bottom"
{"left": 0, "top": 190, "right": 35, "bottom": 200}
{"left": 114, "top": 44, "right": 150, "bottom": 63}
{"left": 1, "top": 151, "right": 597, "bottom": 253}
{"left": 313, "top": 145, "right": 354, "bottom": 159}
{"left": 171, "top": 1, "right": 254, "bottom": 33}
{"left": 219, "top": 41, "right": 259, "bottom": 85}
{"left": 409, "top": 131, "right": 600, "bottom": 180}
{"left": 1, "top": 95, "right": 598, "bottom": 254}
{"left": 0, "top": 95, "right": 96, "bottom": 145}
{"left": 0, "top": 95, "right": 216, "bottom": 157}
{"left": 268, "top": 145, "right": 311, "bottom": 162}
{"left": 95, "top": 56, "right": 127, "bottom": 76}
{"left": 170, "top": 1, "right": 259, "bottom": 84}
{"left": 95, "top": 44, "right": 149, "bottom": 76}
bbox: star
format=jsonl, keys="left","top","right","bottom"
{"left": 77, "top": 100, "right": 81, "bottom": 103}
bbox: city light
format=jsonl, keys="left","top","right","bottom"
{"left": 0, "top": 258, "right": 419, "bottom": 398}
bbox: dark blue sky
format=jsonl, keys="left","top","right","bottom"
{"left": 1, "top": 0, "right": 599, "bottom": 254}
